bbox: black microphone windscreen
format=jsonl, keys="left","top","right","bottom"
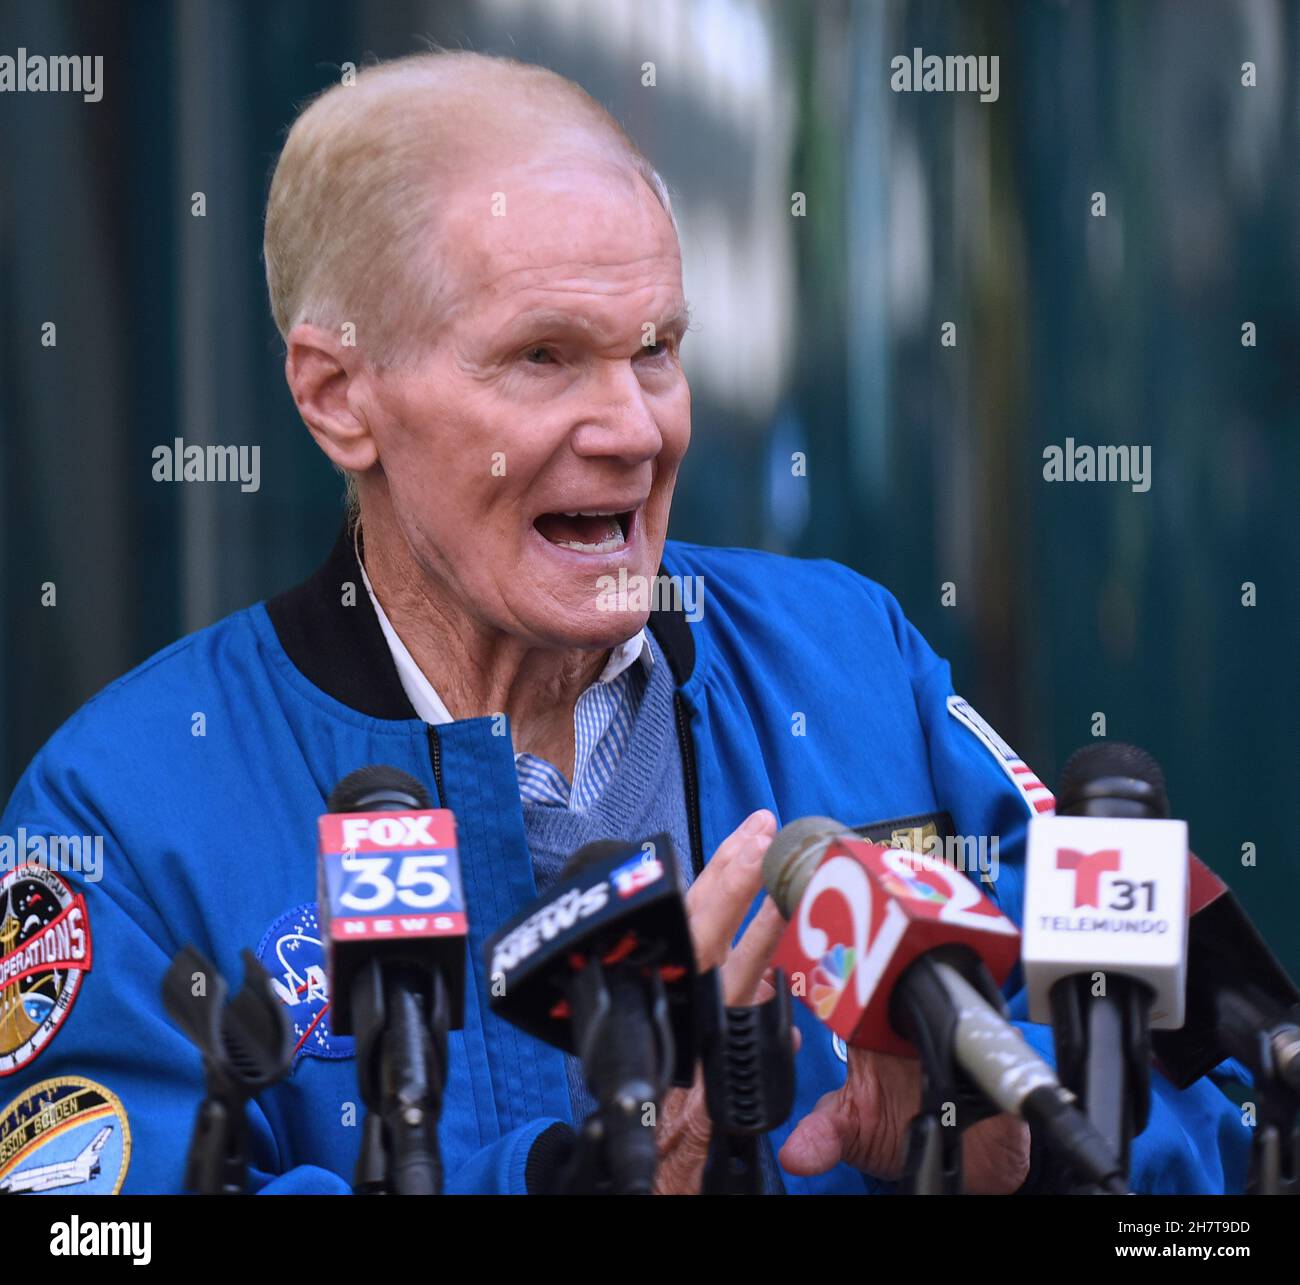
{"left": 327, "top": 764, "right": 431, "bottom": 813}
{"left": 1057, "top": 742, "right": 1169, "bottom": 818}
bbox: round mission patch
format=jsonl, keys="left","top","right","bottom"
{"left": 0, "top": 1075, "right": 131, "bottom": 1194}
{"left": 0, "top": 864, "right": 93, "bottom": 1075}
{"left": 256, "top": 902, "right": 354, "bottom": 1063}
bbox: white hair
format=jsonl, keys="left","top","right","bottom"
{"left": 264, "top": 49, "right": 676, "bottom": 365}
{"left": 263, "top": 51, "right": 677, "bottom": 517}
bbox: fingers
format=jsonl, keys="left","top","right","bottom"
{"left": 652, "top": 1077, "right": 714, "bottom": 1195}
{"left": 960, "top": 1113, "right": 1031, "bottom": 1195}
{"left": 720, "top": 896, "right": 786, "bottom": 1006}
{"left": 779, "top": 1049, "right": 916, "bottom": 1180}
{"left": 778, "top": 1087, "right": 855, "bottom": 1177}
{"left": 696, "top": 808, "right": 775, "bottom": 882}
{"left": 779, "top": 1052, "right": 1029, "bottom": 1191}
{"left": 685, "top": 809, "right": 776, "bottom": 972}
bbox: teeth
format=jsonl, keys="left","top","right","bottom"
{"left": 562, "top": 510, "right": 618, "bottom": 517}
{"left": 553, "top": 530, "right": 627, "bottom": 554}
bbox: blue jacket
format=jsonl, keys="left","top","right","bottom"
{"left": 0, "top": 531, "right": 1250, "bottom": 1194}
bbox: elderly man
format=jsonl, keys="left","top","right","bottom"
{"left": 0, "top": 52, "right": 1246, "bottom": 1195}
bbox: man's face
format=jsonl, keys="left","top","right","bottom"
{"left": 359, "top": 156, "right": 690, "bottom": 650}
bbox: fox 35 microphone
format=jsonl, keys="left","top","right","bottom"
{"left": 1022, "top": 743, "right": 1188, "bottom": 1178}
{"left": 319, "top": 765, "right": 467, "bottom": 1195}
{"left": 766, "top": 817, "right": 1127, "bottom": 1194}
{"left": 1151, "top": 854, "right": 1300, "bottom": 1194}
{"left": 485, "top": 836, "right": 697, "bottom": 1194}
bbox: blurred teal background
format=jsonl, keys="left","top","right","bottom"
{"left": 1, "top": 0, "right": 1297, "bottom": 971}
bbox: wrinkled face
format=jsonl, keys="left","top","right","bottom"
{"left": 359, "top": 156, "right": 690, "bottom": 650}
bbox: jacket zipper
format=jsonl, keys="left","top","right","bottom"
{"left": 673, "top": 692, "right": 705, "bottom": 879}
{"left": 427, "top": 727, "right": 446, "bottom": 807}
{"left": 675, "top": 689, "right": 780, "bottom": 1188}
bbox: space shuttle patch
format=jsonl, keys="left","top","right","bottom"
{"left": 0, "top": 1076, "right": 131, "bottom": 1194}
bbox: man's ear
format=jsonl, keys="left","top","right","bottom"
{"left": 284, "top": 323, "right": 380, "bottom": 473}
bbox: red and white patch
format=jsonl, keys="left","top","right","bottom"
{"left": 946, "top": 696, "right": 1055, "bottom": 816}
{"left": 0, "top": 865, "right": 93, "bottom": 1075}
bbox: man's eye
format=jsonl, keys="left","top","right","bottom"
{"left": 523, "top": 346, "right": 555, "bottom": 365}
{"left": 639, "top": 341, "right": 670, "bottom": 359}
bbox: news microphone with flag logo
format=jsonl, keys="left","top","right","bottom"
{"left": 485, "top": 835, "right": 696, "bottom": 1194}
{"left": 1151, "top": 854, "right": 1300, "bottom": 1194}
{"left": 766, "top": 816, "right": 1127, "bottom": 1194}
{"left": 1022, "top": 742, "right": 1188, "bottom": 1179}
{"left": 318, "top": 765, "right": 466, "bottom": 1195}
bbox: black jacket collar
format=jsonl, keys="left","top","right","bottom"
{"left": 266, "top": 524, "right": 696, "bottom": 720}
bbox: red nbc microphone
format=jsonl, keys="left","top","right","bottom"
{"left": 766, "top": 817, "right": 1019, "bottom": 1057}
{"left": 765, "top": 816, "right": 1126, "bottom": 1193}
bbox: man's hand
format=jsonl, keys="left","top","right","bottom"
{"left": 652, "top": 809, "right": 789, "bottom": 1195}
{"left": 778, "top": 1046, "right": 1031, "bottom": 1194}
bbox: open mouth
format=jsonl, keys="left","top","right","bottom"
{"left": 533, "top": 508, "right": 635, "bottom": 554}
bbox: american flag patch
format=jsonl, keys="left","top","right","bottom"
{"left": 946, "top": 695, "right": 1055, "bottom": 816}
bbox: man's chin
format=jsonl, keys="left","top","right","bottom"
{"left": 521, "top": 535, "right": 665, "bottom": 636}
{"left": 531, "top": 604, "right": 652, "bottom": 653}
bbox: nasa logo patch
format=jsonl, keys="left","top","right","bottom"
{"left": 0, "top": 864, "right": 93, "bottom": 1076}
{"left": 256, "top": 903, "right": 353, "bottom": 1063}
{"left": 0, "top": 1076, "right": 131, "bottom": 1194}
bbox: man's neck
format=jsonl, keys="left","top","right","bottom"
{"left": 358, "top": 513, "right": 608, "bottom": 779}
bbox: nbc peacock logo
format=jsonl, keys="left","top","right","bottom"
{"left": 810, "top": 942, "right": 857, "bottom": 1020}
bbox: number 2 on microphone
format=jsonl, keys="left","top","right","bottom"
{"left": 880, "top": 847, "right": 1014, "bottom": 933}
{"left": 796, "top": 857, "right": 898, "bottom": 1005}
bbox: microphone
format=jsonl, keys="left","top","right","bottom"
{"left": 485, "top": 835, "right": 696, "bottom": 1194}
{"left": 1021, "top": 742, "right": 1189, "bottom": 1176}
{"left": 765, "top": 817, "right": 1021, "bottom": 1056}
{"left": 318, "top": 765, "right": 466, "bottom": 1195}
{"left": 1152, "top": 856, "right": 1300, "bottom": 1194}
{"left": 1150, "top": 855, "right": 1300, "bottom": 1093}
{"left": 766, "top": 816, "right": 1127, "bottom": 1194}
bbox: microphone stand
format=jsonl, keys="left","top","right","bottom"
{"left": 1048, "top": 974, "right": 1152, "bottom": 1184}
{"left": 351, "top": 958, "right": 450, "bottom": 1195}
{"left": 558, "top": 958, "right": 675, "bottom": 1195}
{"left": 162, "top": 946, "right": 294, "bottom": 1194}
{"left": 1217, "top": 994, "right": 1300, "bottom": 1196}
{"left": 1250, "top": 1067, "right": 1300, "bottom": 1196}
{"left": 891, "top": 949, "right": 1004, "bottom": 1195}
{"left": 696, "top": 968, "right": 796, "bottom": 1194}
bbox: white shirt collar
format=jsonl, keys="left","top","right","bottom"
{"left": 358, "top": 561, "right": 651, "bottom": 727}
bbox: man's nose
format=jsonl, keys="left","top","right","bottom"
{"left": 569, "top": 361, "right": 665, "bottom": 461}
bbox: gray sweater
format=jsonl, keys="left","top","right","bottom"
{"left": 523, "top": 627, "right": 692, "bottom": 1122}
